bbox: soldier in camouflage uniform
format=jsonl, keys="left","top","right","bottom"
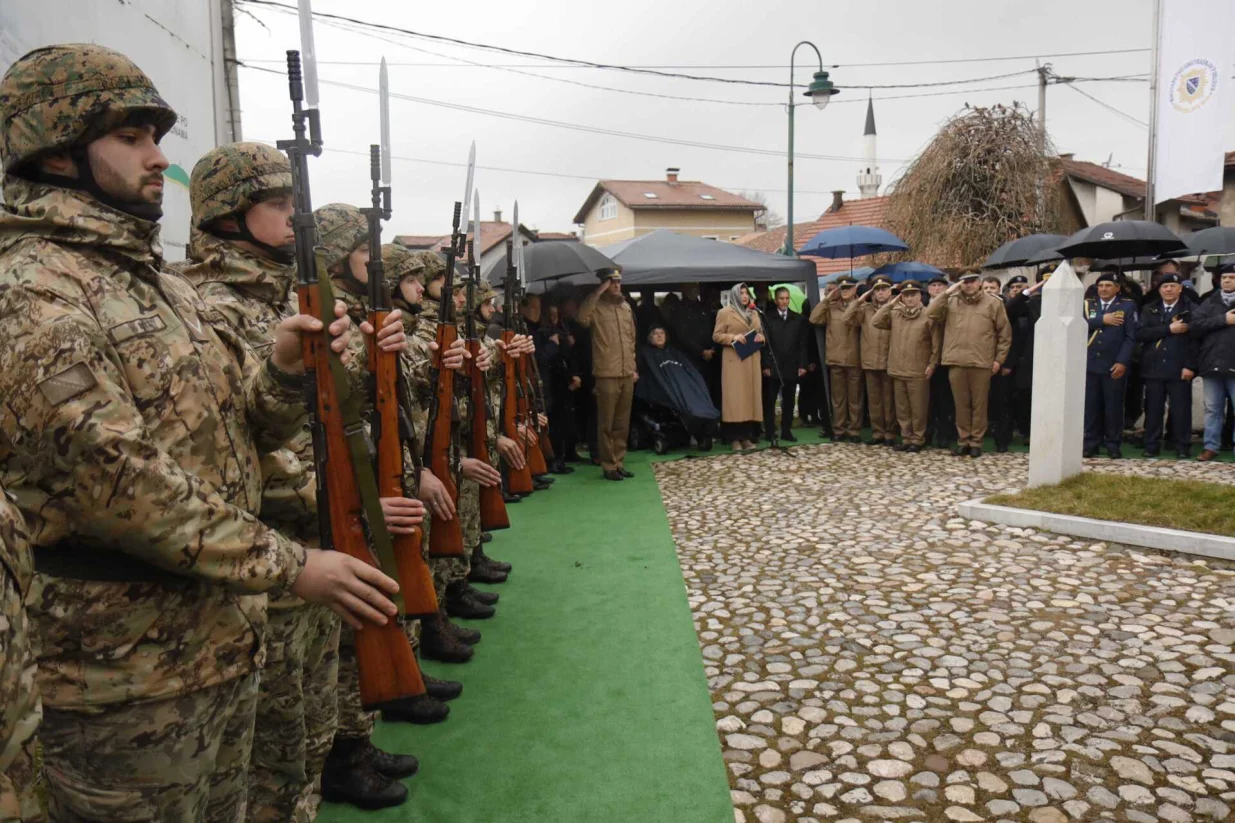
{"left": 0, "top": 490, "right": 39, "bottom": 823}
{"left": 177, "top": 146, "right": 426, "bottom": 818}
{"left": 0, "top": 45, "right": 400, "bottom": 821}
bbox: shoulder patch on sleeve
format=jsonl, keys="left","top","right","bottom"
{"left": 38, "top": 362, "right": 98, "bottom": 406}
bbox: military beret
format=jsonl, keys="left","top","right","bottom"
{"left": 1158, "top": 272, "right": 1182, "bottom": 285}
{"left": 1095, "top": 272, "right": 1119, "bottom": 285}
{"left": 1006, "top": 275, "right": 1028, "bottom": 286}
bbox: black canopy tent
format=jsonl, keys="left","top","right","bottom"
{"left": 601, "top": 230, "right": 816, "bottom": 286}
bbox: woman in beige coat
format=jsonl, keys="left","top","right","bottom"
{"left": 712, "top": 283, "right": 765, "bottom": 450}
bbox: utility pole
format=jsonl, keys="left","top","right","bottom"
{"left": 1145, "top": 0, "right": 1164, "bottom": 220}
{"left": 1037, "top": 61, "right": 1050, "bottom": 155}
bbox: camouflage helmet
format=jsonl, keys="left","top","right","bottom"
{"left": 190, "top": 142, "right": 291, "bottom": 229}
{"left": 381, "top": 242, "right": 426, "bottom": 288}
{"left": 410, "top": 250, "right": 446, "bottom": 282}
{"left": 314, "top": 203, "right": 368, "bottom": 271}
{"left": 0, "top": 44, "right": 178, "bottom": 173}
{"left": 474, "top": 281, "right": 497, "bottom": 311}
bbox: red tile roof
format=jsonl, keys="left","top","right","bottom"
{"left": 572, "top": 179, "right": 762, "bottom": 224}
{"left": 1057, "top": 158, "right": 1146, "bottom": 199}
{"left": 535, "top": 231, "right": 578, "bottom": 241}
{"left": 396, "top": 223, "right": 535, "bottom": 255}
{"left": 735, "top": 195, "right": 894, "bottom": 276}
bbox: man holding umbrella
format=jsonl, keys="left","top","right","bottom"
{"left": 1083, "top": 272, "right": 1139, "bottom": 458}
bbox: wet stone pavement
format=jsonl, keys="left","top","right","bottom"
{"left": 653, "top": 444, "right": 1235, "bottom": 823}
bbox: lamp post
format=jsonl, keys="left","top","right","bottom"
{"left": 782, "top": 41, "right": 838, "bottom": 257}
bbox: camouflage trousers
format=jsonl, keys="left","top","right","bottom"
{"left": 0, "top": 571, "right": 41, "bottom": 823}
{"left": 247, "top": 603, "right": 340, "bottom": 823}
{"left": 334, "top": 627, "right": 375, "bottom": 740}
{"left": 40, "top": 673, "right": 258, "bottom": 821}
{"left": 429, "top": 478, "right": 478, "bottom": 600}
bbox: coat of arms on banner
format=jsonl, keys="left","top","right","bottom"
{"left": 1169, "top": 58, "right": 1219, "bottom": 113}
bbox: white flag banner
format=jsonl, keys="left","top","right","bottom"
{"left": 1153, "top": 0, "right": 1235, "bottom": 204}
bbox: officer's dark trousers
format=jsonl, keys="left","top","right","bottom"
{"left": 987, "top": 373, "right": 1016, "bottom": 448}
{"left": 1143, "top": 378, "right": 1192, "bottom": 454}
{"left": 763, "top": 376, "right": 797, "bottom": 438}
{"left": 926, "top": 366, "right": 957, "bottom": 446}
{"left": 1084, "top": 372, "right": 1127, "bottom": 451}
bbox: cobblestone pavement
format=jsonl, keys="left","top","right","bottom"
{"left": 654, "top": 445, "right": 1235, "bottom": 823}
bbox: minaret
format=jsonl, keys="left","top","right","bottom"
{"left": 857, "top": 95, "right": 882, "bottom": 199}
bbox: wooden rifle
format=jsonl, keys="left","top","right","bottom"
{"left": 279, "top": 50, "right": 424, "bottom": 707}
{"left": 511, "top": 278, "right": 553, "bottom": 473}
{"left": 362, "top": 144, "right": 438, "bottom": 618}
{"left": 499, "top": 240, "right": 535, "bottom": 495}
{"left": 463, "top": 251, "right": 510, "bottom": 530}
{"left": 423, "top": 204, "right": 466, "bottom": 557}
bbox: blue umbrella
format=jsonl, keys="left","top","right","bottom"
{"left": 872, "top": 261, "right": 944, "bottom": 283}
{"left": 799, "top": 225, "right": 909, "bottom": 259}
{"left": 819, "top": 267, "right": 875, "bottom": 287}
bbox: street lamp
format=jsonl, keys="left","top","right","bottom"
{"left": 782, "top": 41, "right": 838, "bottom": 256}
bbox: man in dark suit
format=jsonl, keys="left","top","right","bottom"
{"left": 1135, "top": 270, "right": 1198, "bottom": 458}
{"left": 761, "top": 286, "right": 810, "bottom": 442}
{"left": 1084, "top": 272, "right": 1139, "bottom": 458}
{"left": 666, "top": 283, "right": 721, "bottom": 406}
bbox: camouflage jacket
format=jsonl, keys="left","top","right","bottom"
{"left": 0, "top": 489, "right": 31, "bottom": 604}
{"left": 0, "top": 180, "right": 308, "bottom": 707}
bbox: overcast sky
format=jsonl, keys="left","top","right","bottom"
{"left": 234, "top": 0, "right": 1235, "bottom": 237}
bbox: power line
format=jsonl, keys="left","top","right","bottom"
{"left": 1065, "top": 84, "right": 1148, "bottom": 128}
{"left": 239, "top": 62, "right": 908, "bottom": 162}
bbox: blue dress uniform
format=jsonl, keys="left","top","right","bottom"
{"left": 1135, "top": 286, "right": 1199, "bottom": 456}
{"left": 1084, "top": 287, "right": 1139, "bottom": 456}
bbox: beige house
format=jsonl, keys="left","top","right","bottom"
{"left": 573, "top": 168, "right": 762, "bottom": 247}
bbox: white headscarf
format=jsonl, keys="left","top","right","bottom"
{"left": 728, "top": 282, "right": 752, "bottom": 324}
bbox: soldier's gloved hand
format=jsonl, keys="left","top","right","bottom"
{"left": 461, "top": 457, "right": 502, "bottom": 487}
{"left": 271, "top": 300, "right": 353, "bottom": 374}
{"left": 497, "top": 435, "right": 527, "bottom": 470}
{"left": 361, "top": 309, "right": 407, "bottom": 354}
{"left": 418, "top": 467, "right": 456, "bottom": 520}
{"left": 291, "top": 548, "right": 399, "bottom": 630}
{"left": 380, "top": 496, "right": 426, "bottom": 533}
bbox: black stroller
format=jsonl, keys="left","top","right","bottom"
{"left": 630, "top": 343, "right": 720, "bottom": 455}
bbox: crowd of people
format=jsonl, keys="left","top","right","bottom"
{"left": 536, "top": 261, "right": 1235, "bottom": 463}
{"left": 0, "top": 43, "right": 564, "bottom": 822}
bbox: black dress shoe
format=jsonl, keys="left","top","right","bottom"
{"left": 1083, "top": 446, "right": 1099, "bottom": 458}
{"left": 906, "top": 444, "right": 923, "bottom": 453}
{"left": 892, "top": 443, "right": 907, "bottom": 451}
{"left": 322, "top": 739, "right": 410, "bottom": 810}
{"left": 550, "top": 461, "right": 574, "bottom": 474}
{"left": 502, "top": 492, "right": 523, "bottom": 503}
{"left": 951, "top": 445, "right": 967, "bottom": 457}
{"left": 363, "top": 740, "right": 420, "bottom": 780}
{"left": 618, "top": 468, "right": 634, "bottom": 478}
{"left": 466, "top": 562, "right": 508, "bottom": 585}
{"left": 1143, "top": 447, "right": 1160, "bottom": 458}
{"left": 780, "top": 432, "right": 798, "bottom": 442}
{"left": 463, "top": 583, "right": 499, "bottom": 606}
{"left": 474, "top": 544, "right": 511, "bottom": 573}
{"left": 995, "top": 444, "right": 1008, "bottom": 453}
{"left": 969, "top": 447, "right": 982, "bottom": 458}
{"left": 424, "top": 674, "right": 463, "bottom": 701}
{"left": 420, "top": 612, "right": 474, "bottom": 663}
{"left": 564, "top": 450, "right": 584, "bottom": 463}
{"left": 884, "top": 439, "right": 897, "bottom": 447}
{"left": 1107, "top": 447, "right": 1123, "bottom": 459}
{"left": 603, "top": 470, "right": 624, "bottom": 481}
{"left": 381, "top": 694, "right": 450, "bottom": 725}
{"left": 446, "top": 583, "right": 496, "bottom": 620}
{"left": 444, "top": 617, "right": 482, "bottom": 646}
{"left": 532, "top": 478, "right": 552, "bottom": 491}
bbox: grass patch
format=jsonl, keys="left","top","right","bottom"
{"left": 986, "top": 473, "right": 1235, "bottom": 538}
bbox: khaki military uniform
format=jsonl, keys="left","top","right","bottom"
{"left": 926, "top": 290, "right": 1012, "bottom": 448}
{"left": 0, "top": 179, "right": 307, "bottom": 820}
{"left": 872, "top": 301, "right": 942, "bottom": 446}
{"left": 0, "top": 490, "right": 39, "bottom": 823}
{"left": 177, "top": 226, "right": 341, "bottom": 823}
{"left": 844, "top": 299, "right": 895, "bottom": 442}
{"left": 810, "top": 296, "right": 864, "bottom": 438}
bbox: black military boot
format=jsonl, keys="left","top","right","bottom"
{"left": 321, "top": 737, "right": 409, "bottom": 810}
{"left": 362, "top": 739, "right": 420, "bottom": 779}
{"left": 464, "top": 582, "right": 499, "bottom": 605}
{"left": 467, "top": 560, "right": 508, "bottom": 585}
{"left": 424, "top": 674, "right": 463, "bottom": 701}
{"left": 446, "top": 581, "right": 496, "bottom": 619}
{"left": 532, "top": 477, "right": 552, "bottom": 491}
{"left": 444, "top": 616, "right": 482, "bottom": 646}
{"left": 480, "top": 531, "right": 493, "bottom": 543}
{"left": 420, "top": 611, "right": 475, "bottom": 663}
{"left": 381, "top": 693, "right": 450, "bottom": 725}
{"left": 474, "top": 544, "right": 512, "bottom": 573}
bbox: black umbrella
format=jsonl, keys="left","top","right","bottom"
{"left": 981, "top": 233, "right": 1068, "bottom": 269}
{"left": 1090, "top": 256, "right": 1165, "bottom": 273}
{"left": 1023, "top": 246, "right": 1063, "bottom": 265}
{"left": 482, "top": 240, "right": 615, "bottom": 285}
{"left": 1178, "top": 225, "right": 1235, "bottom": 258}
{"left": 1055, "top": 220, "right": 1186, "bottom": 259}
{"left": 603, "top": 230, "right": 816, "bottom": 285}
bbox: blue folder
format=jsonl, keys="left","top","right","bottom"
{"left": 734, "top": 329, "right": 763, "bottom": 361}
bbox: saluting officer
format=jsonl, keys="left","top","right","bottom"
{"left": 1084, "top": 272, "right": 1139, "bottom": 458}
{"left": 809, "top": 274, "right": 864, "bottom": 442}
{"left": 1135, "top": 269, "right": 1198, "bottom": 458}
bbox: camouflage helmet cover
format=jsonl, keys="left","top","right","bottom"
{"left": 0, "top": 44, "right": 178, "bottom": 172}
{"left": 313, "top": 203, "right": 368, "bottom": 271}
{"left": 190, "top": 142, "right": 291, "bottom": 229}
{"left": 409, "top": 250, "right": 446, "bottom": 282}
{"left": 381, "top": 242, "right": 426, "bottom": 288}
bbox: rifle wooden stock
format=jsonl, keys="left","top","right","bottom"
{"left": 297, "top": 282, "right": 425, "bottom": 707}
{"left": 500, "top": 330, "right": 535, "bottom": 494}
{"left": 516, "top": 355, "right": 550, "bottom": 476}
{"left": 426, "top": 322, "right": 465, "bottom": 557}
{"left": 369, "top": 307, "right": 438, "bottom": 617}
{"left": 468, "top": 337, "right": 510, "bottom": 529}
{"left": 529, "top": 358, "right": 556, "bottom": 461}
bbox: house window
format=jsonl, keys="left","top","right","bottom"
{"left": 599, "top": 194, "right": 617, "bottom": 221}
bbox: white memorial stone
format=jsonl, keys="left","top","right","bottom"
{"left": 1028, "top": 261, "right": 1086, "bottom": 488}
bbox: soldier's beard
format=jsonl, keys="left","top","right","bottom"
{"left": 73, "top": 147, "right": 165, "bottom": 222}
